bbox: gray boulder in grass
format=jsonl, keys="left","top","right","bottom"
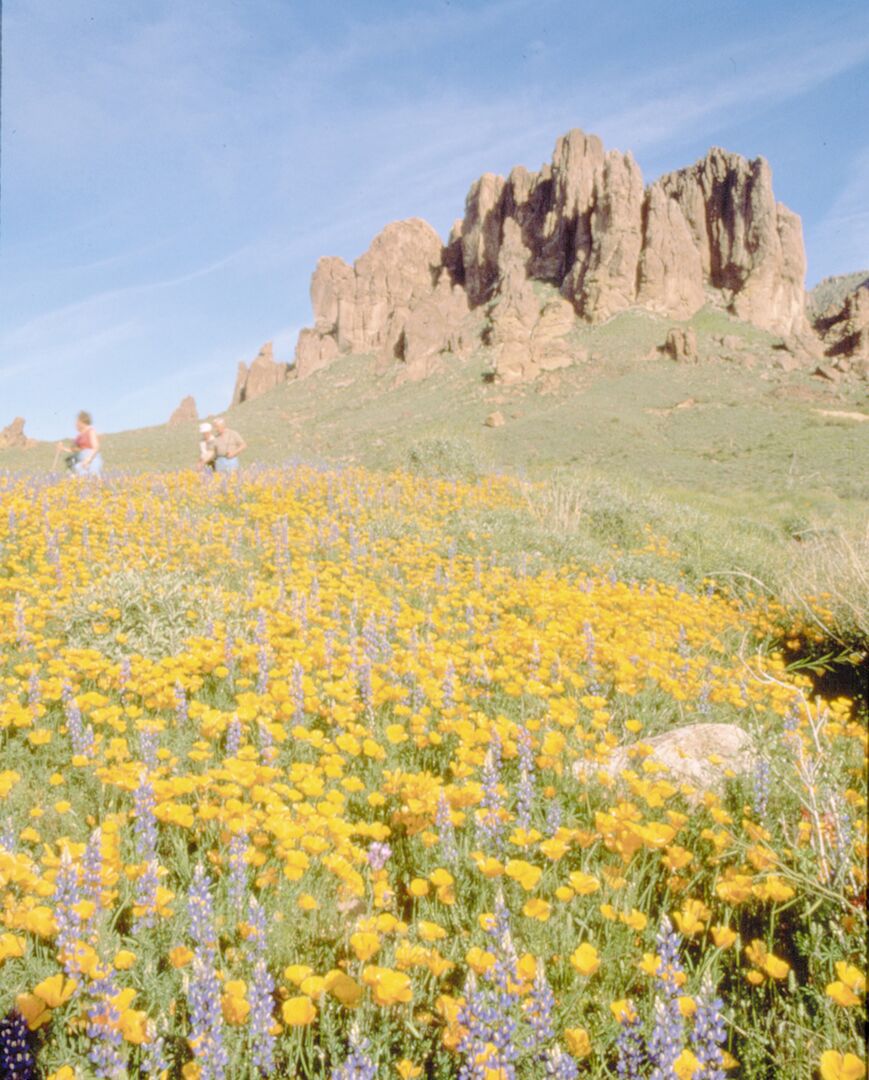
{"left": 576, "top": 722, "right": 755, "bottom": 796}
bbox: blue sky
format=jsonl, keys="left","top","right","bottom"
{"left": 2, "top": 0, "right": 868, "bottom": 439}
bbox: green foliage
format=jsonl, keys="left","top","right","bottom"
{"left": 405, "top": 437, "right": 482, "bottom": 481}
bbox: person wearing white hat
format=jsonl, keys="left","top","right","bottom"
{"left": 198, "top": 422, "right": 216, "bottom": 471}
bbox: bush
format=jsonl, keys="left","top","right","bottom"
{"left": 406, "top": 437, "right": 482, "bottom": 481}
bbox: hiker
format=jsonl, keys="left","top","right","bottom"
{"left": 211, "top": 416, "right": 247, "bottom": 473}
{"left": 198, "top": 422, "right": 216, "bottom": 470}
{"left": 57, "top": 411, "right": 102, "bottom": 477}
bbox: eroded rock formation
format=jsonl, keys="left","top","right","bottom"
{"left": 232, "top": 343, "right": 289, "bottom": 406}
{"left": 167, "top": 396, "right": 198, "bottom": 426}
{"left": 294, "top": 128, "right": 815, "bottom": 384}
{"left": 814, "top": 279, "right": 869, "bottom": 377}
{"left": 0, "top": 417, "right": 36, "bottom": 450}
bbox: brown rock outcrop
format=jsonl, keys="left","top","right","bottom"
{"left": 232, "top": 342, "right": 288, "bottom": 405}
{"left": 167, "top": 396, "right": 198, "bottom": 426}
{"left": 814, "top": 280, "right": 869, "bottom": 375}
{"left": 295, "top": 219, "right": 473, "bottom": 380}
{"left": 293, "top": 127, "right": 816, "bottom": 384}
{"left": 663, "top": 327, "right": 698, "bottom": 363}
{"left": 0, "top": 417, "right": 36, "bottom": 450}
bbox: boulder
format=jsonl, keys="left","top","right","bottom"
{"left": 0, "top": 417, "right": 36, "bottom": 450}
{"left": 577, "top": 722, "right": 754, "bottom": 796}
{"left": 485, "top": 411, "right": 505, "bottom": 427}
{"left": 232, "top": 343, "right": 288, "bottom": 405}
{"left": 167, "top": 396, "right": 197, "bottom": 426}
{"left": 663, "top": 327, "right": 698, "bottom": 363}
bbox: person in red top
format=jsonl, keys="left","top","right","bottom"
{"left": 57, "top": 411, "right": 102, "bottom": 476}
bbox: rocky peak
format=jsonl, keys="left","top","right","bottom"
{"left": 231, "top": 342, "right": 289, "bottom": 406}
{"left": 167, "top": 396, "right": 198, "bottom": 426}
{"left": 0, "top": 417, "right": 37, "bottom": 450}
{"left": 294, "top": 127, "right": 817, "bottom": 384}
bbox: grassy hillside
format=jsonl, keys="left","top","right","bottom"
{"left": 6, "top": 307, "right": 867, "bottom": 515}
{"left": 4, "top": 307, "right": 867, "bottom": 644}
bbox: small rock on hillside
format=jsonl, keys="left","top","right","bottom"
{"left": 0, "top": 417, "right": 36, "bottom": 450}
{"left": 167, "top": 396, "right": 198, "bottom": 426}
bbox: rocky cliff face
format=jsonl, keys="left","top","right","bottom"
{"left": 232, "top": 343, "right": 289, "bottom": 405}
{"left": 294, "top": 128, "right": 815, "bottom": 383}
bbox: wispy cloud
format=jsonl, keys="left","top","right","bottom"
{"left": 807, "top": 147, "right": 869, "bottom": 283}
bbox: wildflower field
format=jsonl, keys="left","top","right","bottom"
{"left": 0, "top": 467, "right": 865, "bottom": 1079}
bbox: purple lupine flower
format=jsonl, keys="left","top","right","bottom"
{"left": 133, "top": 773, "right": 158, "bottom": 860}
{"left": 227, "top": 832, "right": 249, "bottom": 917}
{"left": 458, "top": 892, "right": 520, "bottom": 1079}
{"left": 442, "top": 660, "right": 456, "bottom": 710}
{"left": 690, "top": 977, "right": 726, "bottom": 1080}
{"left": 0, "top": 1010, "right": 36, "bottom": 1079}
{"left": 436, "top": 792, "right": 458, "bottom": 864}
{"left": 544, "top": 1045, "right": 579, "bottom": 1079}
{"left": 82, "top": 828, "right": 103, "bottom": 907}
{"left": 225, "top": 714, "right": 242, "bottom": 757}
{"left": 255, "top": 610, "right": 269, "bottom": 693}
{"left": 331, "top": 1027, "right": 377, "bottom": 1079}
{"left": 141, "top": 1026, "right": 170, "bottom": 1079}
{"left": 357, "top": 660, "right": 373, "bottom": 711}
{"left": 27, "top": 672, "right": 41, "bottom": 710}
{"left": 134, "top": 860, "right": 160, "bottom": 932}
{"left": 86, "top": 966, "right": 125, "bottom": 1077}
{"left": 828, "top": 794, "right": 854, "bottom": 877}
{"left": 174, "top": 683, "right": 188, "bottom": 724}
{"left": 63, "top": 683, "right": 94, "bottom": 756}
{"left": 185, "top": 865, "right": 228, "bottom": 1079}
{"left": 649, "top": 917, "right": 685, "bottom": 1080}
{"left": 545, "top": 800, "right": 562, "bottom": 836}
{"left": 53, "top": 850, "right": 83, "bottom": 979}
{"left": 477, "top": 732, "right": 504, "bottom": 854}
{"left": 526, "top": 967, "right": 555, "bottom": 1045}
{"left": 0, "top": 819, "right": 16, "bottom": 852}
{"left": 516, "top": 726, "right": 535, "bottom": 832}
{"left": 292, "top": 661, "right": 305, "bottom": 722}
{"left": 118, "top": 657, "right": 131, "bottom": 695}
{"left": 14, "top": 595, "right": 28, "bottom": 646}
{"left": 615, "top": 1009, "right": 646, "bottom": 1079}
{"left": 138, "top": 727, "right": 158, "bottom": 771}
{"left": 753, "top": 757, "right": 770, "bottom": 820}
{"left": 367, "top": 842, "right": 392, "bottom": 872}
{"left": 257, "top": 720, "right": 275, "bottom": 764}
{"left": 583, "top": 622, "right": 596, "bottom": 666}
{"left": 246, "top": 898, "right": 276, "bottom": 1075}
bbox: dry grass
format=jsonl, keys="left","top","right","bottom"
{"left": 784, "top": 524, "right": 869, "bottom": 644}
